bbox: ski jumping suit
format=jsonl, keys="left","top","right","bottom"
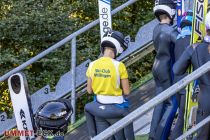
{"left": 149, "top": 23, "right": 178, "bottom": 140}
{"left": 171, "top": 26, "right": 191, "bottom": 140}
{"left": 173, "top": 38, "right": 210, "bottom": 140}
{"left": 84, "top": 57, "right": 134, "bottom": 140}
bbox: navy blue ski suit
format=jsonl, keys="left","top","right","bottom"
{"left": 173, "top": 40, "right": 210, "bottom": 140}
{"left": 149, "top": 23, "right": 178, "bottom": 140}
{"left": 171, "top": 27, "right": 191, "bottom": 140}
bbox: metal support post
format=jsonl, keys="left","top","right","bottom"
{"left": 71, "top": 37, "right": 76, "bottom": 124}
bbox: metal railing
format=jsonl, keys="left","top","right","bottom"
{"left": 177, "top": 115, "right": 210, "bottom": 140}
{"left": 0, "top": 0, "right": 138, "bottom": 82}
{"left": 92, "top": 61, "right": 210, "bottom": 140}
{"left": 71, "top": 37, "right": 77, "bottom": 124}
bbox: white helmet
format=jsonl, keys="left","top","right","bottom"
{"left": 206, "top": 11, "right": 210, "bottom": 31}
{"left": 101, "top": 30, "right": 128, "bottom": 58}
{"left": 153, "top": 0, "right": 176, "bottom": 21}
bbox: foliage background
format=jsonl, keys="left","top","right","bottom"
{"left": 0, "top": 0, "right": 154, "bottom": 117}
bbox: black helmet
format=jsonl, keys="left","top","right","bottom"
{"left": 35, "top": 99, "right": 72, "bottom": 134}
{"left": 153, "top": 0, "right": 176, "bottom": 21}
{"left": 101, "top": 30, "right": 128, "bottom": 58}
{"left": 180, "top": 10, "right": 193, "bottom": 29}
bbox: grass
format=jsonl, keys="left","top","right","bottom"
{"left": 131, "top": 73, "right": 153, "bottom": 90}
{"left": 135, "top": 134, "right": 149, "bottom": 140}
{"left": 67, "top": 116, "right": 86, "bottom": 133}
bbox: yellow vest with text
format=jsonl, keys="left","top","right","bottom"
{"left": 86, "top": 57, "right": 128, "bottom": 96}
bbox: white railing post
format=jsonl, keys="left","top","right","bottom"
{"left": 71, "top": 37, "right": 76, "bottom": 124}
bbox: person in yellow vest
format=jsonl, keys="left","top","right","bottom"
{"left": 84, "top": 30, "right": 134, "bottom": 140}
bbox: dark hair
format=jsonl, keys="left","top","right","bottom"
{"left": 103, "top": 46, "right": 116, "bottom": 55}
{"left": 159, "top": 14, "right": 170, "bottom": 21}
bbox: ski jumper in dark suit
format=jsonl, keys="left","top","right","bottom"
{"left": 171, "top": 26, "right": 191, "bottom": 140}
{"left": 149, "top": 23, "right": 178, "bottom": 140}
{"left": 173, "top": 38, "right": 210, "bottom": 140}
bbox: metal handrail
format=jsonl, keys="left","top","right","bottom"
{"left": 0, "top": 0, "right": 138, "bottom": 82}
{"left": 177, "top": 115, "right": 210, "bottom": 140}
{"left": 92, "top": 61, "right": 210, "bottom": 140}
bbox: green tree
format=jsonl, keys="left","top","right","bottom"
{"left": 0, "top": 0, "right": 154, "bottom": 116}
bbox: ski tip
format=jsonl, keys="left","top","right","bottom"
{"left": 10, "top": 75, "right": 21, "bottom": 94}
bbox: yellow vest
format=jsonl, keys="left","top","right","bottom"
{"left": 86, "top": 57, "right": 128, "bottom": 96}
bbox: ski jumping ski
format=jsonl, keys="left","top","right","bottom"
{"left": 8, "top": 73, "right": 35, "bottom": 140}
{"left": 184, "top": 0, "right": 208, "bottom": 136}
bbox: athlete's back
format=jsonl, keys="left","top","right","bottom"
{"left": 152, "top": 23, "right": 177, "bottom": 82}
{"left": 192, "top": 42, "right": 210, "bottom": 85}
